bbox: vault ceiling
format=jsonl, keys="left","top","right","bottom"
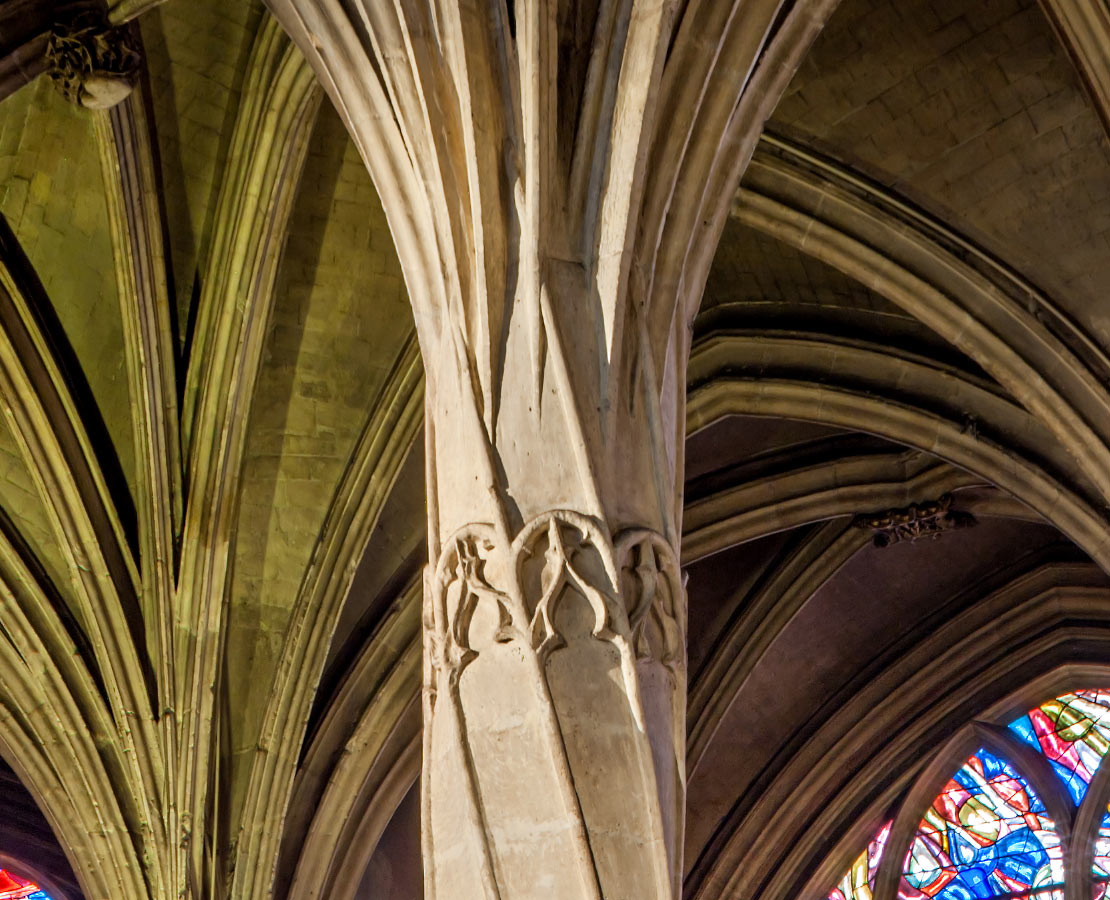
{"left": 701, "top": 219, "right": 997, "bottom": 381}
{"left": 770, "top": 0, "right": 1110, "bottom": 346}
{"left": 0, "top": 77, "right": 133, "bottom": 496}
{"left": 0, "top": 0, "right": 1108, "bottom": 898}
{"left": 704, "top": 218, "right": 904, "bottom": 317}
{"left": 226, "top": 95, "right": 414, "bottom": 819}
{"left": 684, "top": 514, "right": 1089, "bottom": 870}
{"left": 139, "top": 0, "right": 266, "bottom": 334}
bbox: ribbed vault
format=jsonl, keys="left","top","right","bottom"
{"left": 0, "top": 0, "right": 1109, "bottom": 897}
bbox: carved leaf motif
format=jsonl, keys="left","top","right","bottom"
{"left": 618, "top": 532, "right": 685, "bottom": 674}
{"left": 46, "top": 12, "right": 141, "bottom": 108}
{"left": 437, "top": 534, "right": 518, "bottom": 673}
{"left": 528, "top": 516, "right": 622, "bottom": 659}
{"left": 530, "top": 519, "right": 570, "bottom": 657}
{"left": 431, "top": 513, "right": 684, "bottom": 676}
{"left": 852, "top": 493, "right": 977, "bottom": 548}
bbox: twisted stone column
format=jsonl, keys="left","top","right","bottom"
{"left": 411, "top": 233, "right": 691, "bottom": 897}
{"left": 263, "top": 0, "right": 790, "bottom": 894}
{"left": 424, "top": 511, "right": 685, "bottom": 899}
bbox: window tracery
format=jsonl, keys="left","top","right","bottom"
{"left": 828, "top": 690, "right": 1110, "bottom": 900}
{"left": 1008, "top": 690, "right": 1110, "bottom": 804}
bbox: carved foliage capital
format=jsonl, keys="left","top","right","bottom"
{"left": 46, "top": 13, "right": 141, "bottom": 109}
{"left": 426, "top": 511, "right": 685, "bottom": 682}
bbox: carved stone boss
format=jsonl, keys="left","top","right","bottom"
{"left": 853, "top": 493, "right": 977, "bottom": 548}
{"left": 424, "top": 511, "right": 685, "bottom": 899}
{"left": 46, "top": 12, "right": 140, "bottom": 109}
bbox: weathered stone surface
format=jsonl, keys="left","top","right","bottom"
{"left": 139, "top": 0, "right": 265, "bottom": 340}
{"left": 0, "top": 76, "right": 134, "bottom": 497}
{"left": 774, "top": 0, "right": 1110, "bottom": 346}
{"left": 262, "top": 0, "right": 771, "bottom": 892}
{"left": 0, "top": 412, "right": 71, "bottom": 599}
{"left": 4, "top": 2, "right": 1110, "bottom": 900}
{"left": 228, "top": 99, "right": 413, "bottom": 822}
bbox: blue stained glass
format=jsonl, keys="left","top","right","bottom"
{"left": 1010, "top": 716, "right": 1037, "bottom": 747}
{"left": 0, "top": 868, "right": 52, "bottom": 899}
{"left": 1008, "top": 691, "right": 1110, "bottom": 804}
{"left": 830, "top": 690, "right": 1110, "bottom": 900}
{"left": 1047, "top": 759, "right": 1086, "bottom": 806}
{"left": 899, "top": 748, "right": 1064, "bottom": 900}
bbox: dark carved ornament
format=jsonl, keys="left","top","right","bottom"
{"left": 46, "top": 12, "right": 140, "bottom": 109}
{"left": 852, "top": 493, "right": 977, "bottom": 548}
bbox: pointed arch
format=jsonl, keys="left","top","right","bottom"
{"left": 687, "top": 377, "right": 1110, "bottom": 570}
{"left": 871, "top": 724, "right": 1073, "bottom": 900}
{"left": 170, "top": 17, "right": 321, "bottom": 893}
{"left": 686, "top": 565, "right": 1110, "bottom": 900}
{"left": 232, "top": 336, "right": 423, "bottom": 900}
{"left": 736, "top": 135, "right": 1110, "bottom": 517}
{"left": 0, "top": 518, "right": 150, "bottom": 899}
{"left": 1009, "top": 691, "right": 1110, "bottom": 805}
{"left": 1066, "top": 726, "right": 1110, "bottom": 900}
{"left": 0, "top": 216, "right": 163, "bottom": 891}
{"left": 280, "top": 576, "right": 421, "bottom": 900}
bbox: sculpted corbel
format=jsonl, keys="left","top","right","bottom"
{"left": 46, "top": 11, "right": 140, "bottom": 109}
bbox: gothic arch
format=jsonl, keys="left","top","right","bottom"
{"left": 687, "top": 377, "right": 1110, "bottom": 568}
{"left": 278, "top": 577, "right": 421, "bottom": 900}
{"left": 735, "top": 135, "right": 1110, "bottom": 513}
{"left": 868, "top": 722, "right": 1074, "bottom": 900}
{"left": 817, "top": 687, "right": 1110, "bottom": 900}
{"left": 687, "top": 568, "right": 1110, "bottom": 900}
{"left": 4, "top": 0, "right": 1110, "bottom": 898}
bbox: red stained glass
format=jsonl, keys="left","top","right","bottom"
{"left": 0, "top": 868, "right": 46, "bottom": 899}
{"left": 830, "top": 691, "right": 1110, "bottom": 900}
{"left": 899, "top": 749, "right": 1063, "bottom": 900}
{"left": 1009, "top": 691, "right": 1110, "bottom": 804}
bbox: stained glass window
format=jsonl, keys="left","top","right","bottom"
{"left": 830, "top": 822, "right": 892, "bottom": 900}
{"left": 1009, "top": 691, "right": 1110, "bottom": 804}
{"left": 1093, "top": 807, "right": 1110, "bottom": 900}
{"left": 899, "top": 749, "right": 1064, "bottom": 900}
{"left": 829, "top": 691, "right": 1110, "bottom": 900}
{"left": 0, "top": 869, "right": 49, "bottom": 900}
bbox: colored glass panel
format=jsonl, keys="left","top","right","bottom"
{"left": 0, "top": 868, "right": 49, "bottom": 899}
{"left": 899, "top": 749, "right": 1064, "bottom": 900}
{"left": 1009, "top": 691, "right": 1110, "bottom": 804}
{"left": 830, "top": 822, "right": 892, "bottom": 900}
{"left": 1093, "top": 806, "right": 1110, "bottom": 900}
